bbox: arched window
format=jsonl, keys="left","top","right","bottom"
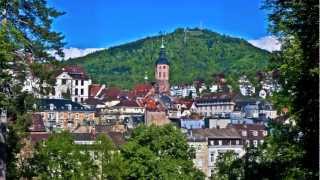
{"left": 159, "top": 72, "right": 161, "bottom": 78}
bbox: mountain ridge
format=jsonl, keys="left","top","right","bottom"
{"left": 66, "top": 28, "right": 271, "bottom": 89}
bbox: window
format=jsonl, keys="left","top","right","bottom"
{"left": 75, "top": 80, "right": 78, "bottom": 85}
{"left": 210, "top": 152, "right": 215, "bottom": 162}
{"left": 81, "top": 80, "right": 84, "bottom": 86}
{"left": 210, "top": 169, "right": 215, "bottom": 177}
{"left": 253, "top": 140, "right": 258, "bottom": 147}
{"left": 236, "top": 140, "right": 240, "bottom": 145}
{"left": 246, "top": 140, "right": 250, "bottom": 146}
{"left": 81, "top": 89, "right": 84, "bottom": 95}
{"left": 75, "top": 113, "right": 79, "bottom": 119}
{"left": 252, "top": 131, "right": 258, "bottom": 136}
{"left": 163, "top": 72, "right": 166, "bottom": 78}
{"left": 74, "top": 97, "right": 78, "bottom": 102}
{"left": 62, "top": 79, "right": 66, "bottom": 85}
{"left": 80, "top": 98, "right": 83, "bottom": 103}
{"left": 210, "top": 140, "right": 214, "bottom": 145}
{"left": 218, "top": 140, "right": 222, "bottom": 146}
{"left": 159, "top": 72, "right": 161, "bottom": 78}
{"left": 242, "top": 130, "right": 247, "bottom": 136}
{"left": 75, "top": 88, "right": 78, "bottom": 95}
{"left": 49, "top": 104, "right": 54, "bottom": 110}
{"left": 48, "top": 112, "right": 54, "bottom": 119}
{"left": 163, "top": 66, "right": 166, "bottom": 69}
{"left": 262, "top": 130, "right": 268, "bottom": 136}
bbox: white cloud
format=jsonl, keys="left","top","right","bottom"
{"left": 50, "top": 47, "right": 105, "bottom": 60}
{"left": 248, "top": 36, "right": 281, "bottom": 52}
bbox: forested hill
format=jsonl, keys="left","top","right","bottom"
{"left": 66, "top": 28, "right": 271, "bottom": 89}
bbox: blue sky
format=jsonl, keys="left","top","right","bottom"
{"left": 48, "top": 0, "right": 272, "bottom": 49}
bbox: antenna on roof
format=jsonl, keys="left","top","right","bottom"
{"left": 161, "top": 36, "right": 165, "bottom": 49}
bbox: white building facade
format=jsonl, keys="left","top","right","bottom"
{"left": 54, "top": 66, "right": 92, "bottom": 103}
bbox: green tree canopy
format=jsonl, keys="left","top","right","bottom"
{"left": 121, "top": 124, "right": 205, "bottom": 179}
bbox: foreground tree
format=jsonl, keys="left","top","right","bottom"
{"left": 214, "top": 0, "right": 319, "bottom": 179}
{"left": 121, "top": 124, "right": 205, "bottom": 179}
{"left": 212, "top": 151, "right": 244, "bottom": 180}
{"left": 23, "top": 132, "right": 97, "bottom": 179}
{"left": 93, "top": 134, "right": 128, "bottom": 179}
{"left": 263, "top": 0, "right": 319, "bottom": 178}
{"left": 0, "top": 0, "right": 65, "bottom": 178}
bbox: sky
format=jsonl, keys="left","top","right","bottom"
{"left": 47, "top": 0, "right": 281, "bottom": 59}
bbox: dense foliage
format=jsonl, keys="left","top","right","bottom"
{"left": 67, "top": 28, "right": 271, "bottom": 89}
{"left": 23, "top": 125, "right": 205, "bottom": 179}
{"left": 213, "top": 0, "right": 319, "bottom": 179}
{"left": 121, "top": 124, "right": 205, "bottom": 179}
{"left": 0, "top": 0, "right": 65, "bottom": 178}
{"left": 23, "top": 132, "right": 98, "bottom": 179}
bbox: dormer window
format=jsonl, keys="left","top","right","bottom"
{"left": 49, "top": 104, "right": 54, "bottom": 110}
{"left": 67, "top": 104, "right": 72, "bottom": 111}
{"left": 252, "top": 130, "right": 258, "bottom": 136}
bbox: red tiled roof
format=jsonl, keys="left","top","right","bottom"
{"left": 133, "top": 84, "right": 152, "bottom": 94}
{"left": 57, "top": 65, "right": 89, "bottom": 80}
{"left": 101, "top": 87, "right": 121, "bottom": 99}
{"left": 63, "top": 65, "right": 86, "bottom": 74}
{"left": 89, "top": 84, "right": 103, "bottom": 97}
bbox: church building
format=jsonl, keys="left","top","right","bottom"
{"left": 155, "top": 40, "right": 170, "bottom": 93}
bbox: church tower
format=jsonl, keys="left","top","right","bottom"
{"left": 155, "top": 38, "right": 170, "bottom": 93}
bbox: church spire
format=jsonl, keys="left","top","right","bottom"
{"left": 161, "top": 36, "right": 165, "bottom": 49}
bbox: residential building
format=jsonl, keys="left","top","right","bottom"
{"left": 239, "top": 76, "right": 255, "bottom": 96}
{"left": 100, "top": 99, "right": 145, "bottom": 126}
{"left": 188, "top": 137, "right": 209, "bottom": 177}
{"left": 36, "top": 98, "right": 95, "bottom": 131}
{"left": 188, "top": 128, "right": 245, "bottom": 178}
{"left": 170, "top": 84, "right": 197, "bottom": 98}
{"left": 54, "top": 66, "right": 92, "bottom": 103}
{"left": 180, "top": 118, "right": 205, "bottom": 129}
{"left": 192, "top": 96, "right": 235, "bottom": 117}
{"left": 227, "top": 124, "right": 268, "bottom": 147}
{"left": 204, "top": 116, "right": 231, "bottom": 129}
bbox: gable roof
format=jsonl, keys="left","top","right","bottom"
{"left": 57, "top": 65, "right": 90, "bottom": 80}
{"left": 89, "top": 84, "right": 103, "bottom": 97}
{"left": 189, "top": 128, "right": 241, "bottom": 139}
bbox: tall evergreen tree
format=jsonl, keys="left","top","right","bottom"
{"left": 0, "top": 0, "right": 65, "bottom": 178}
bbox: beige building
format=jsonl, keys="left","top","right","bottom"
{"left": 188, "top": 138, "right": 209, "bottom": 177}
{"left": 37, "top": 99, "right": 95, "bottom": 131}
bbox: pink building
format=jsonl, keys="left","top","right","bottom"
{"left": 155, "top": 42, "right": 170, "bottom": 93}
